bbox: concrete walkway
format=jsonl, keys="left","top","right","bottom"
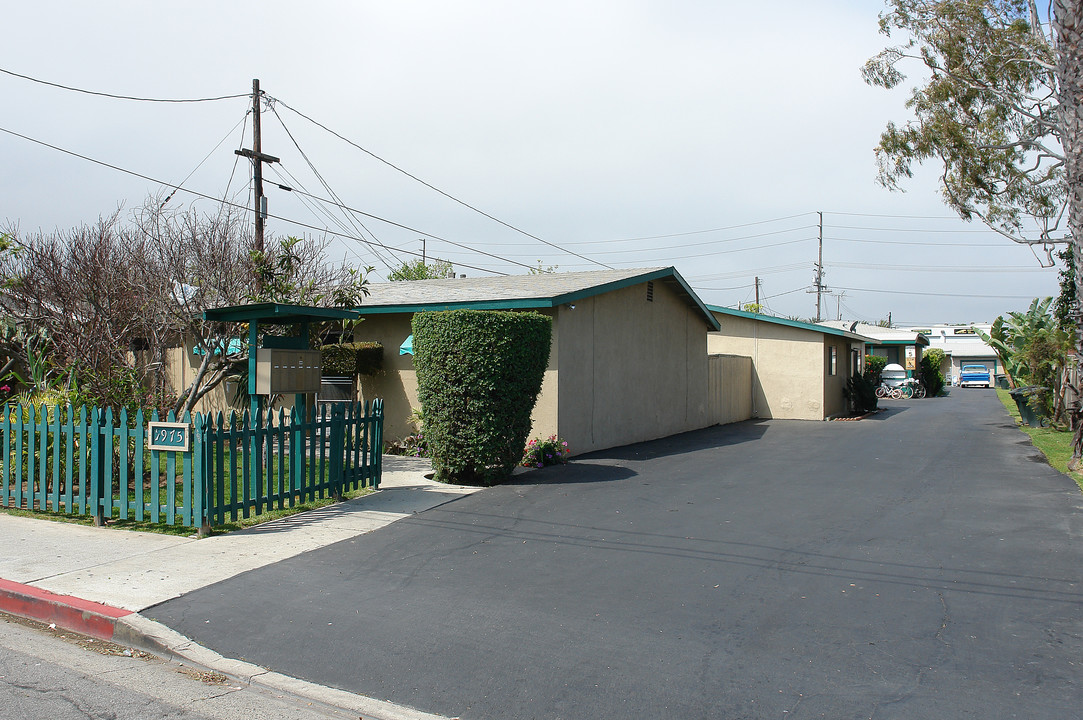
{"left": 0, "top": 455, "right": 481, "bottom": 720}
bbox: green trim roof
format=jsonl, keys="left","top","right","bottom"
{"left": 203, "top": 303, "right": 362, "bottom": 325}
{"left": 706, "top": 306, "right": 874, "bottom": 342}
{"left": 355, "top": 267, "right": 721, "bottom": 331}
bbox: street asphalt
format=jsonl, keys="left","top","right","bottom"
{"left": 147, "top": 389, "right": 1083, "bottom": 720}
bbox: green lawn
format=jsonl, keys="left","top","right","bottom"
{"left": 995, "top": 389, "right": 1083, "bottom": 492}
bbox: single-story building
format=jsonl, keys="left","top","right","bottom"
{"left": 707, "top": 307, "right": 872, "bottom": 420}
{"left": 820, "top": 321, "right": 930, "bottom": 377}
{"left": 350, "top": 267, "right": 722, "bottom": 456}
{"left": 902, "top": 323, "right": 999, "bottom": 385}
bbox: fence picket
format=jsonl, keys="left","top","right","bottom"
{"left": 117, "top": 408, "right": 129, "bottom": 520}
{"left": 133, "top": 409, "right": 145, "bottom": 521}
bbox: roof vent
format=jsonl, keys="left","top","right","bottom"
{"left": 646, "top": 281, "right": 654, "bottom": 302}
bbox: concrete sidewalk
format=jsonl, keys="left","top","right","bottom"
{"left": 0, "top": 455, "right": 481, "bottom": 720}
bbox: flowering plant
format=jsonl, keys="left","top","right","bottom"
{"left": 521, "top": 435, "right": 570, "bottom": 468}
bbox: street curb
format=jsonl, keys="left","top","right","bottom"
{"left": 0, "top": 579, "right": 453, "bottom": 720}
{"left": 0, "top": 578, "right": 132, "bottom": 641}
{"left": 119, "top": 614, "right": 454, "bottom": 720}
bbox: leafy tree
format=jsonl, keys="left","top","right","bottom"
{"left": 866, "top": 0, "right": 1083, "bottom": 456}
{"left": 742, "top": 302, "right": 764, "bottom": 314}
{"left": 864, "top": 0, "right": 1064, "bottom": 252}
{"left": 1053, "top": 247, "right": 1076, "bottom": 332}
{"left": 975, "top": 297, "right": 1072, "bottom": 420}
{"left": 387, "top": 258, "right": 454, "bottom": 281}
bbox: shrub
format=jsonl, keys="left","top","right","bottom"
{"left": 320, "top": 342, "right": 383, "bottom": 376}
{"left": 522, "top": 436, "right": 570, "bottom": 468}
{"left": 864, "top": 355, "right": 888, "bottom": 385}
{"left": 413, "top": 309, "right": 551, "bottom": 486}
{"left": 919, "top": 348, "right": 946, "bottom": 397}
{"left": 843, "top": 372, "right": 879, "bottom": 414}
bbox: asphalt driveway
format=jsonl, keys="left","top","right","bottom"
{"left": 149, "top": 390, "right": 1083, "bottom": 719}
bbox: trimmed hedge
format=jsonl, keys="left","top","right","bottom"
{"left": 320, "top": 342, "right": 383, "bottom": 376}
{"left": 412, "top": 309, "right": 552, "bottom": 486}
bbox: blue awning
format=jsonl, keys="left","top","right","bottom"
{"left": 399, "top": 334, "right": 414, "bottom": 356}
{"left": 193, "top": 338, "right": 245, "bottom": 356}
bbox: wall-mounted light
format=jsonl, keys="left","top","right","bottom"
{"left": 565, "top": 303, "right": 576, "bottom": 310}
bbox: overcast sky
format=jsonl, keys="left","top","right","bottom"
{"left": 0, "top": 0, "right": 1061, "bottom": 326}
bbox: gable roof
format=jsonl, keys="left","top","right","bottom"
{"left": 356, "top": 267, "right": 721, "bottom": 330}
{"left": 707, "top": 306, "right": 875, "bottom": 343}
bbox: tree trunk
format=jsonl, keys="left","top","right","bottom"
{"left": 1054, "top": 0, "right": 1083, "bottom": 468}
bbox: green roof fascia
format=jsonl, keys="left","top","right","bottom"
{"left": 203, "top": 303, "right": 362, "bottom": 325}
{"left": 871, "top": 337, "right": 930, "bottom": 347}
{"left": 706, "top": 305, "right": 866, "bottom": 341}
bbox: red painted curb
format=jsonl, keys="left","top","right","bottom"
{"left": 0, "top": 578, "right": 132, "bottom": 641}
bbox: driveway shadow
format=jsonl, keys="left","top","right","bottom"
{"left": 577, "top": 420, "right": 770, "bottom": 464}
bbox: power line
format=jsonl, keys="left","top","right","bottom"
{"left": 828, "top": 235, "right": 1016, "bottom": 248}
{"left": 827, "top": 223, "right": 1038, "bottom": 235}
{"left": 279, "top": 185, "right": 543, "bottom": 273}
{"left": 271, "top": 95, "right": 613, "bottom": 269}
{"left": 0, "top": 66, "right": 248, "bottom": 103}
{"left": 833, "top": 285, "right": 1043, "bottom": 299}
{"left": 826, "top": 262, "right": 1052, "bottom": 273}
{"left": 266, "top": 105, "right": 404, "bottom": 270}
{"left": 493, "top": 225, "right": 819, "bottom": 256}
{"left": 562, "top": 213, "right": 817, "bottom": 245}
{"left": 0, "top": 123, "right": 513, "bottom": 277}
{"left": 159, "top": 109, "right": 251, "bottom": 206}
{"left": 824, "top": 210, "right": 972, "bottom": 220}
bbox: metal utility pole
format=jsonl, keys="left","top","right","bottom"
{"left": 235, "top": 79, "right": 280, "bottom": 253}
{"left": 755, "top": 276, "right": 761, "bottom": 306}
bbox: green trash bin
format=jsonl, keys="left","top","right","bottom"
{"left": 996, "top": 375, "right": 1010, "bottom": 389}
{"left": 1009, "top": 386, "right": 1046, "bottom": 427}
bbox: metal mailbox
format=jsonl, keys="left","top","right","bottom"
{"left": 255, "top": 348, "right": 322, "bottom": 395}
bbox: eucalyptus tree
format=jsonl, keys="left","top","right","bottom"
{"left": 866, "top": 0, "right": 1083, "bottom": 459}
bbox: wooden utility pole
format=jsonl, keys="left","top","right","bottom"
{"left": 235, "top": 79, "right": 280, "bottom": 253}
{"left": 815, "top": 211, "right": 825, "bottom": 322}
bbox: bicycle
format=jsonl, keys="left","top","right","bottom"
{"left": 900, "top": 378, "right": 925, "bottom": 399}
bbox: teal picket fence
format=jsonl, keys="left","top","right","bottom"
{"left": 0, "top": 399, "right": 383, "bottom": 529}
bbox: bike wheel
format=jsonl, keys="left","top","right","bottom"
{"left": 913, "top": 386, "right": 926, "bottom": 399}
{"left": 890, "top": 387, "right": 903, "bottom": 400}
{"left": 899, "top": 385, "right": 914, "bottom": 399}
{"left": 876, "top": 385, "right": 888, "bottom": 398}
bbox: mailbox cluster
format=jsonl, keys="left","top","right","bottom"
{"left": 255, "top": 348, "right": 323, "bottom": 395}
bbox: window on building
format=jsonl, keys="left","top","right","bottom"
{"left": 829, "top": 346, "right": 837, "bottom": 376}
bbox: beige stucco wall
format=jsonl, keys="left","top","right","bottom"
{"left": 352, "top": 311, "right": 561, "bottom": 446}
{"left": 555, "top": 280, "right": 711, "bottom": 454}
{"left": 708, "top": 316, "right": 829, "bottom": 420}
{"left": 353, "top": 314, "right": 422, "bottom": 441}
{"left": 353, "top": 280, "right": 713, "bottom": 456}
{"left": 159, "top": 339, "right": 235, "bottom": 415}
